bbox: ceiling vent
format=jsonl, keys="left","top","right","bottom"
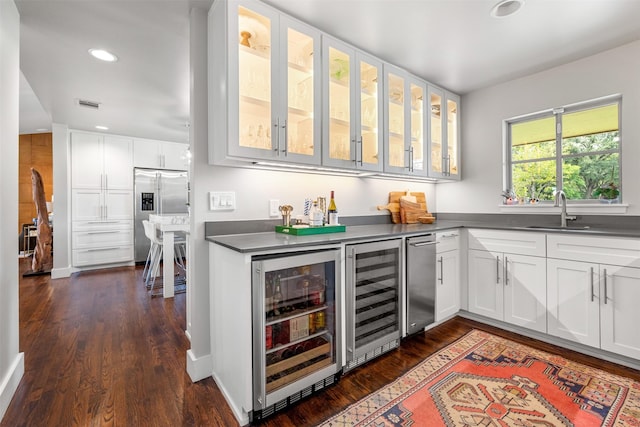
{"left": 77, "top": 99, "right": 101, "bottom": 109}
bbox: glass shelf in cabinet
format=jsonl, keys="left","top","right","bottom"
{"left": 329, "top": 77, "right": 349, "bottom": 87}
{"left": 287, "top": 105, "right": 313, "bottom": 118}
{"left": 287, "top": 61, "right": 312, "bottom": 74}
{"left": 240, "top": 94, "right": 270, "bottom": 107}
{"left": 329, "top": 116, "right": 350, "bottom": 126}
{"left": 239, "top": 43, "right": 270, "bottom": 59}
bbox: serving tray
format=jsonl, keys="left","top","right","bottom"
{"left": 275, "top": 224, "right": 346, "bottom": 235}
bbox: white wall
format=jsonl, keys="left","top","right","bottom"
{"left": 51, "top": 123, "right": 71, "bottom": 279}
{"left": 438, "top": 40, "right": 640, "bottom": 215}
{"left": 0, "top": 0, "right": 25, "bottom": 420}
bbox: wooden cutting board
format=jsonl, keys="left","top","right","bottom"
{"left": 377, "top": 191, "right": 429, "bottom": 224}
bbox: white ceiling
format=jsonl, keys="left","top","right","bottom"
{"left": 16, "top": 0, "right": 640, "bottom": 143}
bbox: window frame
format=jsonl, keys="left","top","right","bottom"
{"left": 504, "top": 95, "right": 622, "bottom": 203}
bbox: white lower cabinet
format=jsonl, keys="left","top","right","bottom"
{"left": 548, "top": 258, "right": 640, "bottom": 360}
{"left": 72, "top": 220, "right": 134, "bottom": 267}
{"left": 467, "top": 230, "right": 547, "bottom": 333}
{"left": 435, "top": 232, "right": 460, "bottom": 321}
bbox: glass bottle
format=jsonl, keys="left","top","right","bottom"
{"left": 328, "top": 190, "right": 338, "bottom": 225}
{"left": 273, "top": 275, "right": 283, "bottom": 316}
{"left": 265, "top": 276, "right": 273, "bottom": 318}
{"left": 309, "top": 200, "right": 323, "bottom": 227}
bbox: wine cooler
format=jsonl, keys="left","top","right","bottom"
{"left": 251, "top": 249, "right": 341, "bottom": 420}
{"left": 345, "top": 239, "right": 402, "bottom": 371}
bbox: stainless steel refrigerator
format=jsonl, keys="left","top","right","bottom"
{"left": 134, "top": 168, "right": 189, "bottom": 263}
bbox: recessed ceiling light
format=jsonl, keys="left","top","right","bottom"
{"left": 490, "top": 0, "right": 524, "bottom": 18}
{"left": 88, "top": 48, "right": 118, "bottom": 62}
{"left": 95, "top": 125, "right": 109, "bottom": 131}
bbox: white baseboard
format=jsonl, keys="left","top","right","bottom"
{"left": 186, "top": 349, "right": 213, "bottom": 383}
{"left": 0, "top": 352, "right": 24, "bottom": 421}
{"left": 212, "top": 371, "right": 250, "bottom": 426}
{"left": 51, "top": 266, "right": 72, "bottom": 279}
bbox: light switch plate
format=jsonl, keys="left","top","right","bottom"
{"left": 209, "top": 191, "right": 236, "bottom": 211}
{"left": 269, "top": 199, "right": 280, "bottom": 217}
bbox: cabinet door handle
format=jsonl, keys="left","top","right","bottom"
{"left": 590, "top": 267, "right": 595, "bottom": 302}
{"left": 438, "top": 256, "right": 443, "bottom": 284}
{"left": 495, "top": 256, "right": 500, "bottom": 284}
{"left": 87, "top": 230, "right": 121, "bottom": 235}
{"left": 281, "top": 119, "right": 288, "bottom": 156}
{"left": 358, "top": 137, "right": 363, "bottom": 166}
{"left": 273, "top": 119, "right": 280, "bottom": 155}
{"left": 504, "top": 256, "right": 509, "bottom": 286}
{"left": 603, "top": 268, "right": 608, "bottom": 304}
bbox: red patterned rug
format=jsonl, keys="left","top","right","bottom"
{"left": 321, "top": 330, "right": 640, "bottom": 426}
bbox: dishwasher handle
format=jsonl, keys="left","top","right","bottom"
{"left": 409, "top": 241, "right": 437, "bottom": 247}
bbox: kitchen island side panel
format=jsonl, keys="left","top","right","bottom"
{"left": 210, "top": 242, "right": 253, "bottom": 425}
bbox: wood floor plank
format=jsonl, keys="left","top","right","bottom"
{"left": 3, "top": 258, "right": 640, "bottom": 426}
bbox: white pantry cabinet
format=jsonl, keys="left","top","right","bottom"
{"left": 547, "top": 234, "right": 640, "bottom": 360}
{"left": 133, "top": 139, "right": 188, "bottom": 170}
{"left": 209, "top": 0, "right": 322, "bottom": 166}
{"left": 435, "top": 231, "right": 460, "bottom": 321}
{"left": 322, "top": 36, "right": 384, "bottom": 172}
{"left": 70, "top": 130, "right": 134, "bottom": 268}
{"left": 468, "top": 230, "right": 547, "bottom": 333}
{"left": 71, "top": 131, "right": 133, "bottom": 190}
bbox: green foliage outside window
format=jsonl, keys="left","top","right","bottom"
{"left": 508, "top": 99, "right": 621, "bottom": 202}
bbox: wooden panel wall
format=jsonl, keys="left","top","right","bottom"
{"left": 19, "top": 133, "right": 53, "bottom": 233}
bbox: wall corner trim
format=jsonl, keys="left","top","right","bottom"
{"left": 186, "top": 349, "right": 213, "bottom": 383}
{"left": 0, "top": 352, "right": 25, "bottom": 420}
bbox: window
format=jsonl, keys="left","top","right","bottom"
{"left": 506, "top": 96, "right": 621, "bottom": 202}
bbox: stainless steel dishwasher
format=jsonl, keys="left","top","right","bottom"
{"left": 406, "top": 235, "right": 437, "bottom": 335}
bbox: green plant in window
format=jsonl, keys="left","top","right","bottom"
{"left": 592, "top": 182, "right": 619, "bottom": 200}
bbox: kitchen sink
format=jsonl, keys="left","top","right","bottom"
{"left": 525, "top": 225, "right": 591, "bottom": 231}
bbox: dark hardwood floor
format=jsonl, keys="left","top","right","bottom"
{"left": 3, "top": 258, "right": 640, "bottom": 426}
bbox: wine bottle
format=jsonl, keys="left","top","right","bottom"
{"left": 273, "top": 276, "right": 283, "bottom": 316}
{"left": 328, "top": 190, "right": 338, "bottom": 225}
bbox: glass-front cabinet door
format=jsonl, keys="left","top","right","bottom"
{"left": 428, "top": 86, "right": 460, "bottom": 179}
{"left": 322, "top": 36, "right": 383, "bottom": 172}
{"left": 230, "top": 1, "right": 321, "bottom": 164}
{"left": 383, "top": 66, "right": 427, "bottom": 176}
{"left": 445, "top": 92, "right": 460, "bottom": 179}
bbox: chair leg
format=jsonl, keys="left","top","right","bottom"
{"left": 142, "top": 242, "right": 155, "bottom": 284}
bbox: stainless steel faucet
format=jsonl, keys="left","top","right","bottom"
{"left": 554, "top": 190, "right": 576, "bottom": 227}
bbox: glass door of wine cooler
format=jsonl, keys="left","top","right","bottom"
{"left": 345, "top": 239, "right": 402, "bottom": 370}
{"left": 252, "top": 249, "right": 341, "bottom": 411}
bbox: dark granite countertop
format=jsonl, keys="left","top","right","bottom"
{"left": 206, "top": 218, "right": 640, "bottom": 253}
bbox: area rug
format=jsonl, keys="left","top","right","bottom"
{"left": 321, "top": 330, "right": 640, "bottom": 426}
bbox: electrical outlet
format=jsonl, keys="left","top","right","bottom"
{"left": 209, "top": 191, "right": 236, "bottom": 211}
{"left": 269, "top": 199, "right": 280, "bottom": 217}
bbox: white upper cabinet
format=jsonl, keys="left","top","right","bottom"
{"left": 209, "top": 0, "right": 321, "bottom": 165}
{"left": 383, "top": 65, "right": 427, "bottom": 176}
{"left": 428, "top": 88, "right": 460, "bottom": 179}
{"left": 208, "top": 0, "right": 461, "bottom": 180}
{"left": 133, "top": 139, "right": 188, "bottom": 170}
{"left": 71, "top": 131, "right": 133, "bottom": 190}
{"left": 322, "top": 36, "right": 384, "bottom": 172}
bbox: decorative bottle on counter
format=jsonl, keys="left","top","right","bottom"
{"left": 309, "top": 200, "right": 323, "bottom": 227}
{"left": 328, "top": 190, "right": 338, "bottom": 225}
